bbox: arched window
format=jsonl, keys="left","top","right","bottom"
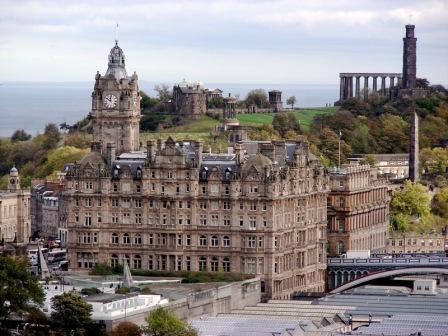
{"left": 211, "top": 235, "right": 219, "bottom": 247}
{"left": 199, "top": 235, "right": 207, "bottom": 246}
{"left": 136, "top": 167, "right": 142, "bottom": 179}
{"left": 337, "top": 241, "right": 345, "bottom": 255}
{"left": 133, "top": 255, "right": 142, "bottom": 269}
{"left": 223, "top": 236, "right": 230, "bottom": 247}
{"left": 199, "top": 256, "right": 207, "bottom": 271}
{"left": 110, "top": 254, "right": 119, "bottom": 267}
{"left": 210, "top": 257, "right": 219, "bottom": 272}
{"left": 134, "top": 233, "right": 142, "bottom": 245}
{"left": 123, "top": 233, "right": 130, "bottom": 244}
{"left": 111, "top": 233, "right": 119, "bottom": 244}
{"left": 222, "top": 257, "right": 230, "bottom": 272}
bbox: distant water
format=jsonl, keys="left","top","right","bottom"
{"left": 0, "top": 81, "right": 338, "bottom": 137}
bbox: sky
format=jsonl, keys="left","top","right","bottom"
{"left": 0, "top": 0, "right": 447, "bottom": 85}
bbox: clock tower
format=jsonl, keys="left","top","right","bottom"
{"left": 8, "top": 166, "right": 20, "bottom": 192}
{"left": 91, "top": 40, "right": 141, "bottom": 156}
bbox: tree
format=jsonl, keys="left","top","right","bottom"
{"left": 51, "top": 291, "right": 93, "bottom": 336}
{"left": 286, "top": 96, "right": 297, "bottom": 109}
{"left": 0, "top": 256, "right": 44, "bottom": 321}
{"left": 154, "top": 84, "right": 172, "bottom": 102}
{"left": 42, "top": 123, "right": 61, "bottom": 150}
{"left": 110, "top": 321, "right": 142, "bottom": 336}
{"left": 359, "top": 154, "right": 378, "bottom": 167}
{"left": 432, "top": 187, "right": 448, "bottom": 218}
{"left": 391, "top": 181, "right": 430, "bottom": 219}
{"left": 272, "top": 112, "right": 300, "bottom": 138}
{"left": 245, "top": 89, "right": 269, "bottom": 108}
{"left": 11, "top": 129, "right": 32, "bottom": 142}
{"left": 142, "top": 306, "right": 198, "bottom": 336}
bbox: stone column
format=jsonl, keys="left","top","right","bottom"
{"left": 340, "top": 77, "right": 344, "bottom": 100}
{"left": 348, "top": 76, "right": 353, "bottom": 98}
{"left": 389, "top": 76, "right": 395, "bottom": 88}
{"left": 343, "top": 77, "right": 349, "bottom": 100}
{"left": 372, "top": 76, "right": 378, "bottom": 92}
{"left": 363, "top": 76, "right": 369, "bottom": 100}
{"left": 381, "top": 76, "right": 386, "bottom": 96}
{"left": 355, "top": 76, "right": 361, "bottom": 99}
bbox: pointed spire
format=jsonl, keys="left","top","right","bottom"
{"left": 123, "top": 260, "right": 134, "bottom": 288}
{"left": 38, "top": 244, "right": 50, "bottom": 280}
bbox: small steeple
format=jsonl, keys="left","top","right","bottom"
{"left": 105, "top": 35, "right": 128, "bottom": 81}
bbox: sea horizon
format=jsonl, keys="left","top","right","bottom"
{"left": 0, "top": 81, "right": 339, "bottom": 137}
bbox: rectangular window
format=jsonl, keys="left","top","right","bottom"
{"left": 85, "top": 198, "right": 92, "bottom": 207}
{"left": 112, "top": 213, "right": 118, "bottom": 224}
{"left": 247, "top": 236, "right": 256, "bottom": 248}
{"left": 112, "top": 199, "right": 119, "bottom": 207}
{"left": 136, "top": 184, "right": 141, "bottom": 193}
{"left": 186, "top": 184, "right": 190, "bottom": 192}
{"left": 186, "top": 235, "right": 191, "bottom": 246}
{"left": 97, "top": 213, "right": 102, "bottom": 223}
{"left": 250, "top": 202, "right": 257, "bottom": 211}
{"left": 135, "top": 199, "right": 142, "bottom": 208}
{"left": 84, "top": 213, "right": 92, "bottom": 226}
{"left": 225, "top": 186, "right": 230, "bottom": 195}
{"left": 135, "top": 213, "right": 142, "bottom": 224}
{"left": 200, "top": 201, "right": 207, "bottom": 209}
{"left": 149, "top": 200, "right": 154, "bottom": 208}
{"left": 178, "top": 215, "right": 183, "bottom": 225}
{"left": 123, "top": 213, "right": 130, "bottom": 224}
{"left": 249, "top": 216, "right": 257, "bottom": 229}
{"left": 239, "top": 216, "right": 244, "bottom": 227}
{"left": 97, "top": 198, "right": 102, "bottom": 207}
{"left": 200, "top": 214, "right": 207, "bottom": 226}
{"left": 223, "top": 216, "right": 230, "bottom": 226}
{"left": 201, "top": 186, "right": 206, "bottom": 194}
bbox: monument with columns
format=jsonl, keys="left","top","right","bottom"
{"left": 339, "top": 72, "right": 402, "bottom": 101}
{"left": 338, "top": 24, "right": 427, "bottom": 102}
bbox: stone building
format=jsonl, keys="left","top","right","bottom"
{"left": 386, "top": 231, "right": 446, "bottom": 254}
{"left": 268, "top": 90, "right": 283, "bottom": 112}
{"left": 90, "top": 40, "right": 141, "bottom": 156}
{"left": 0, "top": 167, "right": 31, "bottom": 244}
{"left": 172, "top": 80, "right": 207, "bottom": 116}
{"left": 327, "top": 164, "right": 389, "bottom": 257}
{"left": 348, "top": 154, "right": 409, "bottom": 180}
{"left": 31, "top": 181, "right": 65, "bottom": 241}
{"left": 65, "top": 40, "right": 329, "bottom": 299}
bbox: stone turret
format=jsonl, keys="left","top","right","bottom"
{"left": 8, "top": 166, "right": 20, "bottom": 191}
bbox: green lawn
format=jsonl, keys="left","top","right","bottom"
{"left": 237, "top": 107, "right": 338, "bottom": 131}
{"left": 165, "top": 115, "right": 219, "bottom": 133}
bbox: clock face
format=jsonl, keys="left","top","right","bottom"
{"left": 104, "top": 94, "right": 118, "bottom": 108}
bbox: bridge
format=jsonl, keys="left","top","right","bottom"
{"left": 327, "top": 253, "right": 448, "bottom": 293}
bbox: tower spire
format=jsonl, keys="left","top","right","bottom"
{"left": 115, "top": 23, "right": 119, "bottom": 45}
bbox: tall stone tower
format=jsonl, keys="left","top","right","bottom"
{"left": 91, "top": 40, "right": 141, "bottom": 156}
{"left": 409, "top": 109, "right": 419, "bottom": 182}
{"left": 402, "top": 24, "right": 417, "bottom": 89}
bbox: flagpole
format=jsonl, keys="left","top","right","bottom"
{"left": 338, "top": 130, "right": 341, "bottom": 169}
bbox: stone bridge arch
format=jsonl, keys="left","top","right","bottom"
{"left": 330, "top": 267, "right": 448, "bottom": 294}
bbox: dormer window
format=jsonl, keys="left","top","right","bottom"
{"left": 136, "top": 167, "right": 142, "bottom": 179}
{"left": 200, "top": 167, "right": 208, "bottom": 180}
{"left": 113, "top": 165, "right": 120, "bottom": 179}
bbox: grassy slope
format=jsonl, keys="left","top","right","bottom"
{"left": 237, "top": 107, "right": 339, "bottom": 131}
{"left": 140, "top": 107, "right": 339, "bottom": 142}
